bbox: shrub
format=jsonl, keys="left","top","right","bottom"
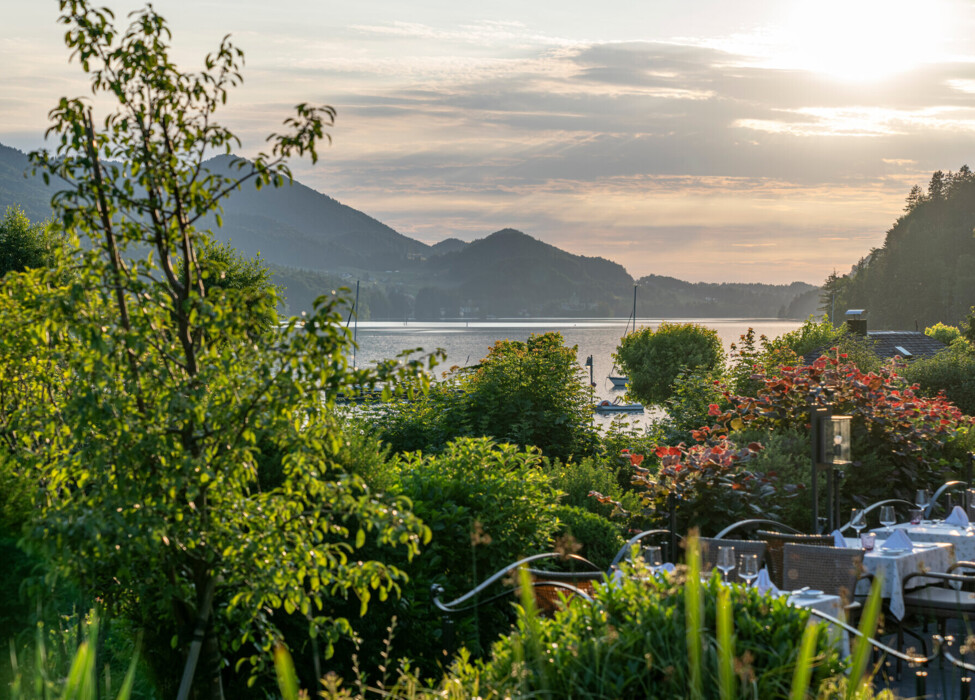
{"left": 925, "top": 321, "right": 963, "bottom": 346}
{"left": 463, "top": 332, "right": 599, "bottom": 461}
{"left": 661, "top": 366, "right": 727, "bottom": 442}
{"left": 551, "top": 505, "right": 625, "bottom": 568}
{"left": 716, "top": 357, "right": 972, "bottom": 506}
{"left": 903, "top": 339, "right": 975, "bottom": 416}
{"left": 463, "top": 561, "right": 843, "bottom": 698}
{"left": 329, "top": 437, "right": 562, "bottom": 673}
{"left": 614, "top": 321, "right": 725, "bottom": 405}
{"left": 369, "top": 332, "right": 598, "bottom": 461}
{"left": 627, "top": 438, "right": 778, "bottom": 536}
{"left": 544, "top": 456, "right": 624, "bottom": 518}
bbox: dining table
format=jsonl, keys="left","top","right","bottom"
{"left": 786, "top": 590, "right": 850, "bottom": 656}
{"left": 847, "top": 535, "right": 955, "bottom": 620}
{"left": 887, "top": 520, "right": 975, "bottom": 562}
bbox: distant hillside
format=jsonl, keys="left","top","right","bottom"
{"left": 634, "top": 274, "right": 818, "bottom": 318}
{"left": 0, "top": 141, "right": 818, "bottom": 320}
{"left": 825, "top": 167, "right": 975, "bottom": 329}
{"left": 199, "top": 155, "right": 431, "bottom": 271}
{"left": 418, "top": 229, "right": 635, "bottom": 317}
{"left": 0, "top": 144, "right": 54, "bottom": 223}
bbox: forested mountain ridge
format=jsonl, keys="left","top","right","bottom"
{"left": 824, "top": 167, "right": 975, "bottom": 329}
{"left": 0, "top": 142, "right": 817, "bottom": 319}
{"left": 635, "top": 274, "right": 818, "bottom": 318}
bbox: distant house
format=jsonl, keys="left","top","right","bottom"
{"left": 801, "top": 309, "right": 946, "bottom": 365}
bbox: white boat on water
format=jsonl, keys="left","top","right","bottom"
{"left": 609, "top": 285, "right": 637, "bottom": 387}
{"left": 594, "top": 398, "right": 644, "bottom": 413}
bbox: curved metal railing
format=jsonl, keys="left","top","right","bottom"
{"left": 609, "top": 529, "right": 678, "bottom": 567}
{"left": 927, "top": 480, "right": 969, "bottom": 518}
{"left": 431, "top": 552, "right": 600, "bottom": 614}
{"left": 714, "top": 519, "right": 802, "bottom": 540}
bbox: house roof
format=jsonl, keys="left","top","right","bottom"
{"left": 865, "top": 331, "right": 945, "bottom": 360}
{"left": 801, "top": 331, "right": 946, "bottom": 365}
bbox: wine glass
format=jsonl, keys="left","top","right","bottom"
{"left": 642, "top": 546, "right": 664, "bottom": 574}
{"left": 915, "top": 489, "right": 930, "bottom": 521}
{"left": 880, "top": 505, "right": 897, "bottom": 534}
{"left": 716, "top": 546, "right": 736, "bottom": 583}
{"left": 850, "top": 508, "right": 866, "bottom": 540}
{"left": 738, "top": 553, "right": 759, "bottom": 587}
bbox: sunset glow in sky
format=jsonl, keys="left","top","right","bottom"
{"left": 3, "top": 0, "right": 975, "bottom": 284}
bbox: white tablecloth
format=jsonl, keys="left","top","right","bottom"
{"left": 888, "top": 522, "right": 975, "bottom": 563}
{"left": 849, "top": 536, "right": 954, "bottom": 619}
{"left": 787, "top": 591, "right": 849, "bottom": 657}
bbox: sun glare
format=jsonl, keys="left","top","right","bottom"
{"left": 778, "top": 0, "right": 948, "bottom": 82}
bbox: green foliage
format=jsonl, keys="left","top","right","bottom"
{"left": 463, "top": 562, "right": 843, "bottom": 698}
{"left": 718, "top": 357, "right": 972, "bottom": 506}
{"left": 367, "top": 377, "right": 468, "bottom": 454}
{"left": 371, "top": 332, "right": 598, "bottom": 461}
{"left": 824, "top": 166, "right": 975, "bottom": 329}
{"left": 543, "top": 455, "right": 625, "bottom": 518}
{"left": 761, "top": 317, "right": 881, "bottom": 373}
{"left": 732, "top": 428, "right": 810, "bottom": 532}
{"left": 464, "top": 332, "right": 598, "bottom": 460}
{"left": 661, "top": 366, "right": 727, "bottom": 442}
{"left": 550, "top": 505, "right": 624, "bottom": 569}
{"left": 925, "top": 321, "right": 963, "bottom": 346}
{"left": 0, "top": 206, "right": 65, "bottom": 278}
{"left": 614, "top": 321, "right": 725, "bottom": 405}
{"left": 179, "top": 237, "right": 282, "bottom": 335}
{"left": 12, "top": 2, "right": 439, "bottom": 692}
{"left": 629, "top": 438, "right": 777, "bottom": 537}
{"left": 390, "top": 438, "right": 561, "bottom": 659}
{"left": 903, "top": 338, "right": 975, "bottom": 416}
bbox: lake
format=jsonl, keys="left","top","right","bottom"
{"left": 346, "top": 317, "right": 803, "bottom": 428}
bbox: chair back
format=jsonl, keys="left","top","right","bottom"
{"left": 782, "top": 543, "right": 863, "bottom": 605}
{"left": 755, "top": 531, "right": 833, "bottom": 589}
{"left": 699, "top": 538, "right": 766, "bottom": 583}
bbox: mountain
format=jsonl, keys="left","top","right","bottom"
{"left": 633, "top": 275, "right": 819, "bottom": 319}
{"left": 824, "top": 167, "right": 975, "bottom": 329}
{"left": 0, "top": 144, "right": 54, "bottom": 223}
{"left": 417, "top": 228, "right": 635, "bottom": 317}
{"left": 0, "top": 142, "right": 817, "bottom": 320}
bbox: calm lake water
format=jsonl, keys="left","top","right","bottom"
{"left": 347, "top": 318, "right": 803, "bottom": 429}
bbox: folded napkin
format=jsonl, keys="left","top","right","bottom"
{"left": 882, "top": 529, "right": 913, "bottom": 550}
{"left": 832, "top": 529, "right": 847, "bottom": 548}
{"left": 755, "top": 567, "right": 780, "bottom": 596}
{"left": 945, "top": 505, "right": 970, "bottom": 528}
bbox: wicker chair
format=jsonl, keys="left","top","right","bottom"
{"left": 755, "top": 530, "right": 834, "bottom": 589}
{"left": 782, "top": 543, "right": 864, "bottom": 605}
{"left": 699, "top": 538, "right": 767, "bottom": 584}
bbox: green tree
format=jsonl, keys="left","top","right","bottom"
{"left": 15, "top": 2, "right": 437, "bottom": 696}
{"left": 614, "top": 322, "right": 725, "bottom": 405}
{"left": 179, "top": 237, "right": 282, "bottom": 335}
{"left": 0, "top": 206, "right": 64, "bottom": 278}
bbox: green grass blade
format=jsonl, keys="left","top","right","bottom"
{"left": 114, "top": 639, "right": 140, "bottom": 700}
{"left": 685, "top": 530, "right": 703, "bottom": 700}
{"left": 717, "top": 584, "right": 735, "bottom": 700}
{"left": 274, "top": 644, "right": 300, "bottom": 700}
{"left": 846, "top": 573, "right": 884, "bottom": 700}
{"left": 789, "top": 620, "right": 821, "bottom": 700}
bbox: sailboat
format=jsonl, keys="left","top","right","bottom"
{"left": 608, "top": 284, "right": 637, "bottom": 388}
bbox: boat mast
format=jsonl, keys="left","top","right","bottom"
{"left": 630, "top": 284, "right": 637, "bottom": 335}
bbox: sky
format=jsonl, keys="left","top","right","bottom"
{"left": 3, "top": 0, "right": 975, "bottom": 284}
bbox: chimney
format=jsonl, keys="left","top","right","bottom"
{"left": 845, "top": 309, "right": 867, "bottom": 336}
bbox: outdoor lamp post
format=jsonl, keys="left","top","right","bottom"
{"left": 810, "top": 402, "right": 852, "bottom": 533}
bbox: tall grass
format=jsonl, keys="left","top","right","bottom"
{"left": 8, "top": 613, "right": 138, "bottom": 700}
